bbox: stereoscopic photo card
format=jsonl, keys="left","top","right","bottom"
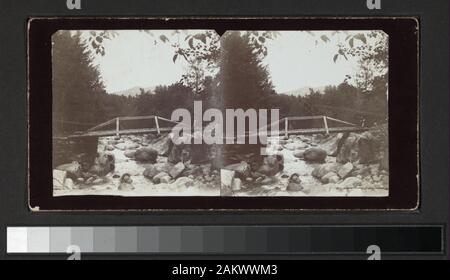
{"left": 28, "top": 17, "right": 419, "bottom": 211}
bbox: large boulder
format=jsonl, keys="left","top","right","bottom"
{"left": 321, "top": 172, "right": 340, "bottom": 184}
{"left": 337, "top": 162, "right": 354, "bottom": 179}
{"left": 319, "top": 133, "right": 345, "bottom": 156}
{"left": 303, "top": 148, "right": 327, "bottom": 163}
{"left": 147, "top": 134, "right": 172, "bottom": 156}
{"left": 168, "top": 143, "right": 191, "bottom": 164}
{"left": 169, "top": 162, "right": 185, "bottom": 179}
{"left": 143, "top": 165, "right": 159, "bottom": 179}
{"left": 134, "top": 148, "right": 158, "bottom": 163}
{"left": 337, "top": 132, "right": 377, "bottom": 164}
{"left": 312, "top": 163, "right": 341, "bottom": 179}
{"left": 154, "top": 162, "right": 174, "bottom": 174}
{"left": 124, "top": 150, "right": 136, "bottom": 159}
{"left": 160, "top": 175, "right": 172, "bottom": 184}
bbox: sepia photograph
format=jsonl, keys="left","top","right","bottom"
{"left": 1, "top": 0, "right": 446, "bottom": 260}
{"left": 51, "top": 29, "right": 389, "bottom": 198}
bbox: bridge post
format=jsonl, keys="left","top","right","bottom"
{"left": 154, "top": 116, "right": 161, "bottom": 135}
{"left": 115, "top": 117, "right": 120, "bottom": 137}
{"left": 323, "top": 116, "right": 330, "bottom": 135}
{"left": 284, "top": 118, "right": 288, "bottom": 138}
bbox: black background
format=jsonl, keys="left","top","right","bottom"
{"left": 0, "top": 0, "right": 448, "bottom": 259}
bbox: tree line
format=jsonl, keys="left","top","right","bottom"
{"left": 52, "top": 30, "right": 387, "bottom": 136}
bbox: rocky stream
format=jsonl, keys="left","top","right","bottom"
{"left": 54, "top": 128, "right": 389, "bottom": 197}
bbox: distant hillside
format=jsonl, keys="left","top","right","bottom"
{"left": 281, "top": 86, "right": 326, "bottom": 97}
{"left": 112, "top": 85, "right": 327, "bottom": 97}
{"left": 110, "top": 86, "right": 155, "bottom": 97}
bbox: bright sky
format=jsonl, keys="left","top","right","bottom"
{"left": 264, "top": 31, "right": 362, "bottom": 92}
{"left": 85, "top": 30, "right": 377, "bottom": 94}
{"left": 87, "top": 30, "right": 190, "bottom": 93}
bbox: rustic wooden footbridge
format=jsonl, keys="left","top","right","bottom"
{"left": 63, "top": 115, "right": 368, "bottom": 139}
{"left": 52, "top": 115, "right": 368, "bottom": 167}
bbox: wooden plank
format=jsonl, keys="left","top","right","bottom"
{"left": 85, "top": 115, "right": 357, "bottom": 133}
{"left": 116, "top": 118, "right": 120, "bottom": 137}
{"left": 284, "top": 118, "right": 288, "bottom": 138}
{"left": 72, "top": 112, "right": 369, "bottom": 140}
{"left": 155, "top": 116, "right": 182, "bottom": 125}
{"left": 71, "top": 126, "right": 368, "bottom": 139}
{"left": 284, "top": 127, "right": 367, "bottom": 135}
{"left": 68, "top": 127, "right": 173, "bottom": 138}
{"left": 116, "top": 115, "right": 155, "bottom": 121}
{"left": 325, "top": 116, "right": 356, "bottom": 127}
{"left": 244, "top": 126, "right": 368, "bottom": 138}
{"left": 286, "top": 115, "right": 324, "bottom": 121}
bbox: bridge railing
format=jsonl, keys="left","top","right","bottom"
{"left": 72, "top": 115, "right": 363, "bottom": 139}
{"left": 258, "top": 115, "right": 358, "bottom": 138}
{"left": 86, "top": 115, "right": 188, "bottom": 137}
